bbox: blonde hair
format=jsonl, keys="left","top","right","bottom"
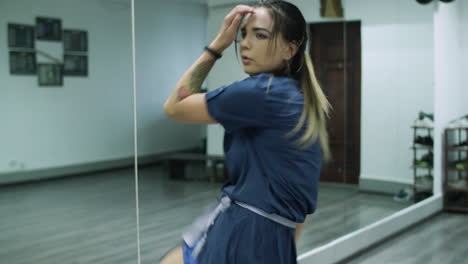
{"left": 287, "top": 53, "right": 331, "bottom": 161}
{"left": 254, "top": 1, "right": 331, "bottom": 161}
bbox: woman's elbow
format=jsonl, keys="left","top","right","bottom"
{"left": 163, "top": 102, "right": 176, "bottom": 119}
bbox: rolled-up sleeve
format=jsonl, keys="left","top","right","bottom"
{"left": 205, "top": 74, "right": 270, "bottom": 132}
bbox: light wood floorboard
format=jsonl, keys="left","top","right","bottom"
{"left": 341, "top": 212, "right": 468, "bottom": 264}
{"left": 0, "top": 164, "right": 411, "bottom": 264}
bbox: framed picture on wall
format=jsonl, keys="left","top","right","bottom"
{"left": 63, "top": 54, "right": 87, "bottom": 76}
{"left": 63, "top": 30, "right": 88, "bottom": 52}
{"left": 8, "top": 23, "right": 35, "bottom": 49}
{"left": 37, "top": 64, "right": 63, "bottom": 86}
{"left": 36, "top": 17, "right": 62, "bottom": 41}
{"left": 9, "top": 51, "right": 36, "bottom": 75}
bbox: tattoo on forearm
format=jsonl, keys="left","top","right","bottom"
{"left": 188, "top": 61, "right": 214, "bottom": 94}
{"left": 177, "top": 86, "right": 189, "bottom": 100}
{"left": 174, "top": 59, "right": 215, "bottom": 101}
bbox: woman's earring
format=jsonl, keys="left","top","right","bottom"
{"left": 286, "top": 60, "right": 292, "bottom": 76}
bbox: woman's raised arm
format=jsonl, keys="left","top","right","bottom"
{"left": 163, "top": 5, "right": 254, "bottom": 124}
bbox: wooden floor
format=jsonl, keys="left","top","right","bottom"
{"left": 342, "top": 212, "right": 468, "bottom": 264}
{"left": 0, "top": 164, "right": 411, "bottom": 264}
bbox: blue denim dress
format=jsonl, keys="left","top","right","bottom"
{"left": 181, "top": 73, "right": 322, "bottom": 263}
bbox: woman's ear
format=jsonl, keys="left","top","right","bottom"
{"left": 284, "top": 41, "right": 300, "bottom": 61}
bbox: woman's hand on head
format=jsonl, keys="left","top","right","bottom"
{"left": 209, "top": 5, "right": 255, "bottom": 53}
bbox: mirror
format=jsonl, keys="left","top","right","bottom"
{"left": 133, "top": 0, "right": 214, "bottom": 262}
{"left": 0, "top": 0, "right": 137, "bottom": 263}
{"left": 134, "top": 0, "right": 434, "bottom": 262}
{"left": 297, "top": 0, "right": 435, "bottom": 255}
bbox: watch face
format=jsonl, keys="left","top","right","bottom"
{"left": 37, "top": 64, "right": 63, "bottom": 86}
{"left": 8, "top": 23, "right": 35, "bottom": 49}
{"left": 36, "top": 17, "right": 62, "bottom": 41}
{"left": 10, "top": 51, "right": 36, "bottom": 75}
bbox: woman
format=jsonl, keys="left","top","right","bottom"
{"left": 161, "top": 1, "right": 330, "bottom": 263}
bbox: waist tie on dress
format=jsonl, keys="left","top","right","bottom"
{"left": 234, "top": 200, "right": 297, "bottom": 229}
{"left": 182, "top": 196, "right": 298, "bottom": 259}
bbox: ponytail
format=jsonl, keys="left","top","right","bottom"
{"left": 287, "top": 53, "right": 331, "bottom": 162}
{"left": 251, "top": 0, "right": 331, "bottom": 161}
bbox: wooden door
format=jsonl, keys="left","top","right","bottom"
{"left": 309, "top": 21, "right": 361, "bottom": 184}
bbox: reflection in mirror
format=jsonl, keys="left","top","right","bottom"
{"left": 296, "top": 0, "right": 434, "bottom": 256}
{"left": 0, "top": 0, "right": 137, "bottom": 263}
{"left": 134, "top": 0, "right": 216, "bottom": 262}
{"left": 134, "top": 0, "right": 433, "bottom": 263}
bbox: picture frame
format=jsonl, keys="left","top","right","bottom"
{"left": 37, "top": 64, "right": 63, "bottom": 86}
{"left": 8, "top": 23, "right": 35, "bottom": 49}
{"left": 36, "top": 17, "right": 62, "bottom": 41}
{"left": 63, "top": 54, "right": 88, "bottom": 76}
{"left": 63, "top": 30, "right": 88, "bottom": 52}
{"left": 9, "top": 51, "right": 36, "bottom": 75}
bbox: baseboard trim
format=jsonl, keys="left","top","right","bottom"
{"left": 297, "top": 194, "right": 443, "bottom": 264}
{"left": 0, "top": 149, "right": 197, "bottom": 185}
{"left": 359, "top": 177, "right": 412, "bottom": 195}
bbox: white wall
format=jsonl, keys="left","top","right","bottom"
{"left": 433, "top": 0, "right": 465, "bottom": 194}
{"left": 346, "top": 0, "right": 434, "bottom": 184}
{"left": 135, "top": 0, "right": 208, "bottom": 156}
{"left": 206, "top": 0, "right": 433, "bottom": 185}
{"left": 0, "top": 0, "right": 209, "bottom": 180}
{"left": 0, "top": 0, "right": 134, "bottom": 174}
{"left": 462, "top": 0, "right": 468, "bottom": 112}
